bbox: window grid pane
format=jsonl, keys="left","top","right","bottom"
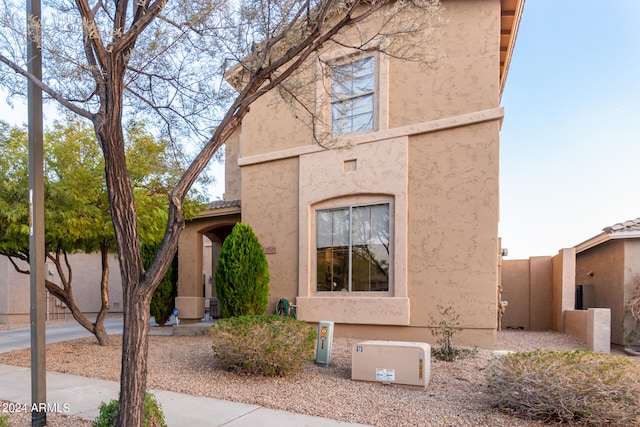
{"left": 316, "top": 203, "right": 389, "bottom": 292}
{"left": 330, "top": 57, "right": 375, "bottom": 136}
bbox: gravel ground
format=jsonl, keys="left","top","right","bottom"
{"left": 0, "top": 329, "right": 623, "bottom": 427}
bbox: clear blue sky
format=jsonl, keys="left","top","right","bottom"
{"left": 499, "top": 0, "right": 640, "bottom": 258}
{"left": 2, "top": 1, "right": 639, "bottom": 259}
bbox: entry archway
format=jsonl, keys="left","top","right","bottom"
{"left": 175, "top": 200, "right": 240, "bottom": 323}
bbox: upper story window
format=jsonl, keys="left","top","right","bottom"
{"left": 330, "top": 56, "right": 375, "bottom": 136}
{"left": 316, "top": 202, "right": 390, "bottom": 292}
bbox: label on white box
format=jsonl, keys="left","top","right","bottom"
{"left": 375, "top": 368, "right": 395, "bottom": 382}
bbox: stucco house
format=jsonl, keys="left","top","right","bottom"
{"left": 574, "top": 217, "right": 640, "bottom": 346}
{"left": 176, "top": 0, "right": 525, "bottom": 349}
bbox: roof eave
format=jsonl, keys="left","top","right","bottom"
{"left": 499, "top": 0, "right": 525, "bottom": 99}
{"left": 575, "top": 230, "right": 640, "bottom": 254}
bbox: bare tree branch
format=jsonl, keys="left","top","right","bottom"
{"left": 0, "top": 54, "right": 94, "bottom": 119}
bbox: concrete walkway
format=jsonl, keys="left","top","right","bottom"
{"left": 0, "top": 321, "right": 372, "bottom": 426}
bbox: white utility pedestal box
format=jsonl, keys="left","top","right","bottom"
{"left": 352, "top": 340, "right": 431, "bottom": 389}
{"left": 315, "top": 320, "right": 334, "bottom": 366}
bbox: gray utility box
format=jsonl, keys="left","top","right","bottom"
{"left": 352, "top": 340, "right": 431, "bottom": 389}
{"left": 315, "top": 320, "right": 334, "bottom": 366}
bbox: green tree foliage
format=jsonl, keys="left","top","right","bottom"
{"left": 0, "top": 118, "right": 205, "bottom": 342}
{"left": 216, "top": 223, "right": 270, "bottom": 317}
{"left": 0, "top": 118, "right": 113, "bottom": 344}
{"left": 142, "top": 243, "right": 178, "bottom": 326}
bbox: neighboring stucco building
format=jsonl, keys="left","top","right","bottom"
{"left": 575, "top": 218, "right": 640, "bottom": 346}
{"left": 177, "top": 0, "right": 525, "bottom": 349}
{"left": 500, "top": 218, "right": 640, "bottom": 349}
{"left": 0, "top": 253, "right": 124, "bottom": 324}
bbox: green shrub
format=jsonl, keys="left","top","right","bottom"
{"left": 211, "top": 315, "right": 316, "bottom": 376}
{"left": 0, "top": 414, "right": 9, "bottom": 427}
{"left": 142, "top": 243, "right": 178, "bottom": 326}
{"left": 487, "top": 350, "right": 640, "bottom": 425}
{"left": 92, "top": 391, "right": 167, "bottom": 427}
{"left": 216, "top": 223, "right": 270, "bottom": 318}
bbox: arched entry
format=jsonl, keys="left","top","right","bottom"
{"left": 175, "top": 200, "right": 240, "bottom": 323}
{"left": 202, "top": 224, "right": 235, "bottom": 318}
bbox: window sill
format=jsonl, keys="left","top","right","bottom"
{"left": 295, "top": 296, "right": 409, "bottom": 325}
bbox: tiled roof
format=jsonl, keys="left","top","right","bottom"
{"left": 603, "top": 217, "right": 640, "bottom": 234}
{"left": 207, "top": 199, "right": 241, "bottom": 210}
{"left": 576, "top": 217, "right": 640, "bottom": 253}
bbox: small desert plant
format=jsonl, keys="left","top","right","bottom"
{"left": 487, "top": 350, "right": 640, "bottom": 425}
{"left": 431, "top": 305, "right": 466, "bottom": 361}
{"left": 211, "top": 314, "right": 316, "bottom": 376}
{"left": 0, "top": 414, "right": 9, "bottom": 427}
{"left": 92, "top": 391, "right": 166, "bottom": 427}
{"left": 216, "top": 222, "right": 270, "bottom": 318}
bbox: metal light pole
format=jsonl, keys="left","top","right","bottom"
{"left": 27, "top": 0, "right": 46, "bottom": 425}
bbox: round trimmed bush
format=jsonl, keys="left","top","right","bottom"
{"left": 211, "top": 315, "right": 316, "bottom": 376}
{"left": 487, "top": 350, "right": 640, "bottom": 425}
{"left": 216, "top": 223, "right": 270, "bottom": 318}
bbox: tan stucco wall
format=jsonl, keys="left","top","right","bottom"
{"left": 565, "top": 308, "right": 611, "bottom": 353}
{"left": 240, "top": 157, "right": 300, "bottom": 311}
{"left": 0, "top": 253, "right": 123, "bottom": 324}
{"left": 529, "top": 256, "right": 553, "bottom": 330}
{"left": 389, "top": 0, "right": 500, "bottom": 128}
{"left": 502, "top": 255, "right": 572, "bottom": 332}
{"left": 407, "top": 121, "right": 500, "bottom": 346}
{"left": 224, "top": 131, "right": 241, "bottom": 201}
{"left": 501, "top": 259, "right": 530, "bottom": 329}
{"left": 0, "top": 257, "right": 31, "bottom": 323}
{"left": 575, "top": 240, "right": 626, "bottom": 345}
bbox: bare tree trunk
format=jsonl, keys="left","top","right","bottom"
{"left": 43, "top": 277, "right": 111, "bottom": 345}
{"left": 119, "top": 291, "right": 152, "bottom": 426}
{"left": 7, "top": 246, "right": 112, "bottom": 345}
{"left": 93, "top": 243, "right": 112, "bottom": 345}
{"left": 95, "top": 75, "right": 152, "bottom": 424}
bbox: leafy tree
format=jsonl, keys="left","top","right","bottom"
{"left": 0, "top": 0, "right": 444, "bottom": 424}
{"left": 0, "top": 118, "right": 112, "bottom": 344}
{"left": 0, "top": 118, "right": 203, "bottom": 343}
{"left": 216, "top": 223, "right": 270, "bottom": 317}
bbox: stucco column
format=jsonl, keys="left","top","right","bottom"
{"left": 552, "top": 248, "right": 576, "bottom": 332}
{"left": 175, "top": 226, "right": 205, "bottom": 323}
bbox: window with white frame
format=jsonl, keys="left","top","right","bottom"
{"left": 330, "top": 56, "right": 375, "bottom": 136}
{"left": 316, "top": 203, "right": 390, "bottom": 292}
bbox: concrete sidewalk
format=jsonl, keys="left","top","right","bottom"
{"left": 0, "top": 364, "right": 372, "bottom": 426}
